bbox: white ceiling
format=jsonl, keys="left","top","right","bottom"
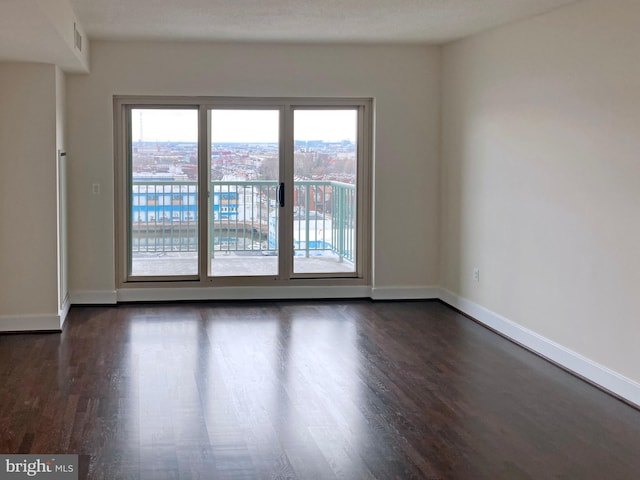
{"left": 69, "top": 0, "right": 580, "bottom": 45}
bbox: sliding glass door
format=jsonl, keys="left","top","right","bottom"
{"left": 128, "top": 108, "right": 199, "bottom": 279}
{"left": 116, "top": 97, "right": 370, "bottom": 287}
{"left": 208, "top": 109, "right": 280, "bottom": 277}
{"left": 292, "top": 109, "right": 358, "bottom": 275}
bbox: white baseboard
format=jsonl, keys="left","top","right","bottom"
{"left": 117, "top": 285, "right": 372, "bottom": 302}
{"left": 117, "top": 285, "right": 439, "bottom": 302}
{"left": 0, "top": 314, "right": 62, "bottom": 332}
{"left": 59, "top": 294, "right": 71, "bottom": 328}
{"left": 70, "top": 290, "right": 118, "bottom": 305}
{"left": 370, "top": 286, "right": 440, "bottom": 300}
{"left": 0, "top": 294, "right": 69, "bottom": 332}
{"left": 73, "top": 285, "right": 439, "bottom": 303}
{"left": 439, "top": 288, "right": 640, "bottom": 409}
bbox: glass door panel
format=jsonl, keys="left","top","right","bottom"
{"left": 129, "top": 108, "right": 199, "bottom": 277}
{"left": 209, "top": 109, "right": 280, "bottom": 277}
{"left": 293, "top": 110, "right": 358, "bottom": 274}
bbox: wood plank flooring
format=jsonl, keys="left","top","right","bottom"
{"left": 1, "top": 300, "right": 640, "bottom": 479}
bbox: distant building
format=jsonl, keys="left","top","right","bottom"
{"left": 131, "top": 180, "right": 238, "bottom": 223}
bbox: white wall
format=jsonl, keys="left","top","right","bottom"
{"left": 441, "top": 0, "right": 640, "bottom": 384}
{"left": 0, "top": 63, "right": 59, "bottom": 321}
{"left": 66, "top": 41, "right": 441, "bottom": 297}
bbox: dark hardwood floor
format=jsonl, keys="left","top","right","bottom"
{"left": 1, "top": 300, "right": 640, "bottom": 479}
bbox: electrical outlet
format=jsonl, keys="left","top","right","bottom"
{"left": 473, "top": 268, "right": 480, "bottom": 282}
{"left": 92, "top": 183, "right": 101, "bottom": 195}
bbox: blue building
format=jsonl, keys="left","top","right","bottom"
{"left": 131, "top": 182, "right": 238, "bottom": 223}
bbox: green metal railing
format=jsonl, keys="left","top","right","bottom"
{"left": 131, "top": 180, "right": 356, "bottom": 262}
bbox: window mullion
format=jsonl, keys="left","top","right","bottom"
{"left": 279, "top": 104, "right": 294, "bottom": 280}
{"left": 198, "top": 105, "right": 209, "bottom": 280}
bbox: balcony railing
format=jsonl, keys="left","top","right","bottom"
{"left": 131, "top": 180, "right": 356, "bottom": 262}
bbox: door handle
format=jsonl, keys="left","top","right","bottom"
{"left": 278, "top": 182, "right": 285, "bottom": 207}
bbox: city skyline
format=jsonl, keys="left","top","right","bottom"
{"left": 132, "top": 108, "right": 357, "bottom": 143}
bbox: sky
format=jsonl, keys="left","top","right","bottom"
{"left": 132, "top": 109, "right": 357, "bottom": 143}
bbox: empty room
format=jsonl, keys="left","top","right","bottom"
{"left": 1, "top": 0, "right": 640, "bottom": 478}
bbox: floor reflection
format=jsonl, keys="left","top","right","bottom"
{"left": 284, "top": 305, "right": 365, "bottom": 479}
{"left": 125, "top": 309, "right": 211, "bottom": 477}
{"left": 121, "top": 304, "right": 367, "bottom": 478}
